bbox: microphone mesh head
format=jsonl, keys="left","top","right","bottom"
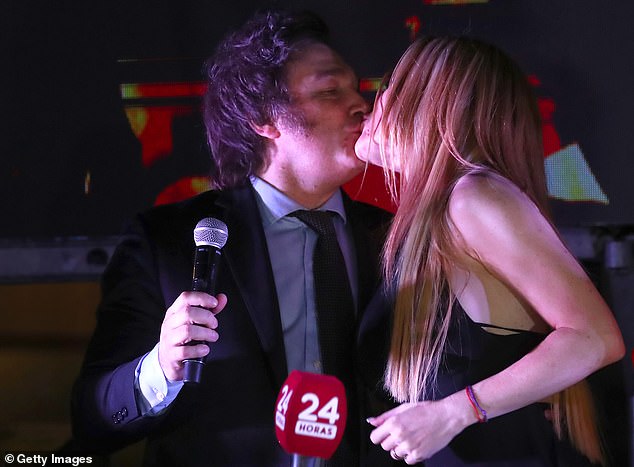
{"left": 194, "top": 217, "right": 229, "bottom": 248}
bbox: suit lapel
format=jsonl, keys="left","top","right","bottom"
{"left": 215, "top": 185, "right": 288, "bottom": 389}
{"left": 345, "top": 197, "right": 380, "bottom": 317}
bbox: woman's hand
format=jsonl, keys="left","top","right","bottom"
{"left": 368, "top": 392, "right": 476, "bottom": 464}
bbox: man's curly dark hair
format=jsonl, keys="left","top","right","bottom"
{"left": 202, "top": 9, "right": 330, "bottom": 189}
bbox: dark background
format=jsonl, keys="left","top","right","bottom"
{"left": 2, "top": 0, "right": 633, "bottom": 239}
{"left": 0, "top": 2, "right": 632, "bottom": 464}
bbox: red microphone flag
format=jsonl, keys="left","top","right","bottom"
{"left": 274, "top": 370, "right": 347, "bottom": 459}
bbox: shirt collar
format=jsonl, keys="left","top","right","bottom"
{"left": 250, "top": 176, "right": 347, "bottom": 226}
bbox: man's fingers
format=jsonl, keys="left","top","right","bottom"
{"left": 185, "top": 306, "right": 219, "bottom": 329}
{"left": 171, "top": 322, "right": 219, "bottom": 346}
{"left": 212, "top": 293, "right": 228, "bottom": 315}
{"left": 172, "top": 342, "right": 211, "bottom": 362}
{"left": 179, "top": 291, "right": 220, "bottom": 310}
{"left": 169, "top": 291, "right": 226, "bottom": 324}
{"left": 183, "top": 323, "right": 219, "bottom": 344}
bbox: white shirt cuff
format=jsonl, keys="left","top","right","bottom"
{"left": 135, "top": 343, "right": 184, "bottom": 416}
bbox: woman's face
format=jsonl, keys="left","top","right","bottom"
{"left": 354, "top": 88, "right": 400, "bottom": 172}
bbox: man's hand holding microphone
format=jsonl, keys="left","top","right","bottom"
{"left": 159, "top": 217, "right": 229, "bottom": 383}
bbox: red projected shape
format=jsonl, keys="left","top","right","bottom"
{"left": 125, "top": 106, "right": 195, "bottom": 167}
{"left": 155, "top": 176, "right": 212, "bottom": 206}
{"left": 121, "top": 83, "right": 204, "bottom": 167}
{"left": 405, "top": 16, "right": 421, "bottom": 41}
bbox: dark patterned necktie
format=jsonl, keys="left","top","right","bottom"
{"left": 290, "top": 210, "right": 359, "bottom": 467}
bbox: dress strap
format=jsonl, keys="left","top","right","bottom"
{"left": 473, "top": 320, "right": 541, "bottom": 335}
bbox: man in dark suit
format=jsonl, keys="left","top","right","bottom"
{"left": 71, "top": 9, "right": 392, "bottom": 467}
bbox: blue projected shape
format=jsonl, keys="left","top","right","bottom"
{"left": 545, "top": 143, "right": 609, "bottom": 204}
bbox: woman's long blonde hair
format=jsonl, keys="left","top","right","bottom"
{"left": 376, "top": 36, "right": 604, "bottom": 464}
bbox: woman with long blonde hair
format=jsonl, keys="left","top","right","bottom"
{"left": 355, "top": 37, "right": 624, "bottom": 465}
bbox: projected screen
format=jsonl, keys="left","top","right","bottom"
{"left": 2, "top": 1, "right": 632, "bottom": 239}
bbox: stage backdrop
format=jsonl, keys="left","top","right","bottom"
{"left": 1, "top": 3, "right": 631, "bottom": 462}
{"left": 2, "top": 0, "right": 633, "bottom": 239}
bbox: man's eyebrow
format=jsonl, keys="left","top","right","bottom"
{"left": 313, "top": 65, "right": 349, "bottom": 79}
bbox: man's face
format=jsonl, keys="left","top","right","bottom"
{"left": 270, "top": 43, "right": 369, "bottom": 196}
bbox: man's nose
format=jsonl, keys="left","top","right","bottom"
{"left": 351, "top": 92, "right": 370, "bottom": 119}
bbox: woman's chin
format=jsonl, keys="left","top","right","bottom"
{"left": 354, "top": 146, "right": 373, "bottom": 166}
{"left": 353, "top": 147, "right": 368, "bottom": 164}
{"left": 355, "top": 154, "right": 384, "bottom": 169}
{"left": 354, "top": 142, "right": 386, "bottom": 168}
{"left": 354, "top": 154, "right": 367, "bottom": 165}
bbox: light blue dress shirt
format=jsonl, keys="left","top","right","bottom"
{"left": 250, "top": 176, "right": 359, "bottom": 374}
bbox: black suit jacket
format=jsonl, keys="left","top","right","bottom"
{"left": 71, "top": 184, "right": 394, "bottom": 466}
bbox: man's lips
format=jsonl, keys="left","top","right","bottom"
{"left": 348, "top": 126, "right": 363, "bottom": 139}
{"left": 346, "top": 121, "right": 364, "bottom": 133}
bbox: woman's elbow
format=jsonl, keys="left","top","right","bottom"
{"left": 603, "top": 330, "right": 626, "bottom": 365}
{"left": 590, "top": 321, "right": 627, "bottom": 368}
{"left": 572, "top": 325, "right": 626, "bottom": 371}
{"left": 580, "top": 309, "right": 626, "bottom": 368}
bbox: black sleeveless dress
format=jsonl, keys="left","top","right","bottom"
{"left": 422, "top": 302, "right": 594, "bottom": 466}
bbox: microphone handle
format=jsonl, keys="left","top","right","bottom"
{"left": 292, "top": 454, "right": 320, "bottom": 467}
{"left": 183, "top": 245, "right": 222, "bottom": 383}
{"left": 292, "top": 454, "right": 306, "bottom": 467}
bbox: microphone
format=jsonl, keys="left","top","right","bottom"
{"left": 182, "top": 217, "right": 229, "bottom": 384}
{"left": 274, "top": 370, "right": 347, "bottom": 465}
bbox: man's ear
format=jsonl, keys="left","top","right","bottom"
{"left": 251, "top": 122, "right": 281, "bottom": 140}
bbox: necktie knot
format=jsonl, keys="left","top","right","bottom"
{"left": 290, "top": 209, "right": 337, "bottom": 237}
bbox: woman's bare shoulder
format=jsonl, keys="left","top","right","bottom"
{"left": 448, "top": 172, "right": 546, "bottom": 249}
{"left": 450, "top": 172, "right": 526, "bottom": 211}
{"left": 449, "top": 172, "right": 534, "bottom": 214}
